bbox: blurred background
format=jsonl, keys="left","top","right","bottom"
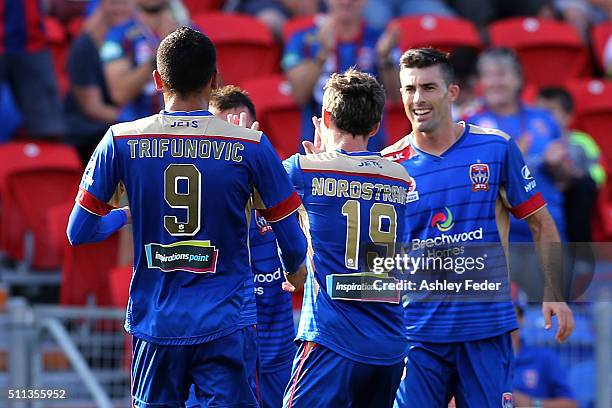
{"left": 0, "top": 0, "right": 612, "bottom": 406}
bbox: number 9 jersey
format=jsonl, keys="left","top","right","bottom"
{"left": 283, "top": 150, "right": 411, "bottom": 365}
{"left": 76, "top": 110, "right": 302, "bottom": 345}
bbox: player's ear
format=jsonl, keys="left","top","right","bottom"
{"left": 368, "top": 122, "right": 381, "bottom": 137}
{"left": 153, "top": 70, "right": 163, "bottom": 92}
{"left": 447, "top": 83, "right": 460, "bottom": 103}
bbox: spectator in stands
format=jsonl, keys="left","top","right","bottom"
{"left": 512, "top": 299, "right": 578, "bottom": 408}
{"left": 536, "top": 87, "right": 604, "bottom": 300}
{"left": 100, "top": 0, "right": 179, "bottom": 122}
{"left": 64, "top": 0, "right": 135, "bottom": 163}
{"left": 232, "top": 0, "right": 325, "bottom": 38}
{"left": 553, "top": 0, "right": 610, "bottom": 40}
{"left": 468, "top": 48, "right": 568, "bottom": 243}
{"left": 0, "top": 0, "right": 65, "bottom": 139}
{"left": 282, "top": 0, "right": 400, "bottom": 152}
{"left": 467, "top": 48, "right": 569, "bottom": 301}
{"left": 362, "top": 0, "right": 456, "bottom": 31}
{"left": 536, "top": 87, "right": 606, "bottom": 242}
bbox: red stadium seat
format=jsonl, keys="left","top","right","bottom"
{"left": 591, "top": 22, "right": 612, "bottom": 73}
{"left": 566, "top": 79, "right": 612, "bottom": 169}
{"left": 44, "top": 16, "right": 70, "bottom": 95}
{"left": 385, "top": 102, "right": 411, "bottom": 145}
{"left": 242, "top": 74, "right": 301, "bottom": 159}
{"left": 47, "top": 202, "right": 121, "bottom": 306}
{"left": 3, "top": 168, "right": 82, "bottom": 269}
{"left": 391, "top": 15, "right": 483, "bottom": 53}
{"left": 489, "top": 17, "right": 590, "bottom": 87}
{"left": 182, "top": 0, "right": 225, "bottom": 15}
{"left": 191, "top": 12, "right": 279, "bottom": 86}
{"left": 0, "top": 142, "right": 82, "bottom": 265}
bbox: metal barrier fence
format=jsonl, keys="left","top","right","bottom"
{"left": 2, "top": 298, "right": 130, "bottom": 408}
{"left": 0, "top": 295, "right": 610, "bottom": 408}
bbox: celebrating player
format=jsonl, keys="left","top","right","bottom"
{"left": 67, "top": 27, "right": 307, "bottom": 407}
{"left": 381, "top": 48, "right": 574, "bottom": 407}
{"left": 283, "top": 68, "right": 410, "bottom": 408}
{"left": 184, "top": 85, "right": 297, "bottom": 408}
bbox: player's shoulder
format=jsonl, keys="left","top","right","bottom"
{"left": 466, "top": 123, "right": 512, "bottom": 142}
{"left": 205, "top": 115, "right": 264, "bottom": 143}
{"left": 299, "top": 150, "right": 412, "bottom": 184}
{"left": 381, "top": 136, "right": 416, "bottom": 163}
{"left": 109, "top": 114, "right": 263, "bottom": 143}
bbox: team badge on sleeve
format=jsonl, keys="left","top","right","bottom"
{"left": 469, "top": 163, "right": 490, "bottom": 191}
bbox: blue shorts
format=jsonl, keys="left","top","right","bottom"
{"left": 283, "top": 342, "right": 404, "bottom": 408}
{"left": 394, "top": 333, "right": 514, "bottom": 408}
{"left": 132, "top": 326, "right": 259, "bottom": 408}
{"left": 186, "top": 358, "right": 292, "bottom": 408}
{"left": 259, "top": 360, "right": 293, "bottom": 408}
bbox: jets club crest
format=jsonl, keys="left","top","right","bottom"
{"left": 469, "top": 163, "right": 490, "bottom": 191}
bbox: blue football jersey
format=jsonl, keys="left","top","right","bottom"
{"left": 382, "top": 123, "right": 545, "bottom": 343}
{"left": 76, "top": 110, "right": 301, "bottom": 345}
{"left": 250, "top": 209, "right": 296, "bottom": 372}
{"left": 284, "top": 150, "right": 411, "bottom": 365}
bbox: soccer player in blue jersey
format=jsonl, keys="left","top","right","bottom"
{"left": 381, "top": 48, "right": 575, "bottom": 407}
{"left": 283, "top": 68, "right": 411, "bottom": 408}
{"left": 66, "top": 27, "right": 307, "bottom": 408}
{"left": 184, "top": 86, "right": 297, "bottom": 408}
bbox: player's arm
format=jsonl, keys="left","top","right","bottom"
{"left": 502, "top": 136, "right": 574, "bottom": 342}
{"left": 269, "top": 213, "right": 307, "bottom": 292}
{"left": 253, "top": 137, "right": 307, "bottom": 287}
{"left": 524, "top": 208, "right": 574, "bottom": 342}
{"left": 66, "top": 129, "right": 124, "bottom": 246}
{"left": 67, "top": 205, "right": 129, "bottom": 245}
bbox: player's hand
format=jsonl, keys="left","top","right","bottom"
{"left": 282, "top": 264, "right": 306, "bottom": 292}
{"left": 542, "top": 301, "right": 574, "bottom": 342}
{"left": 302, "top": 116, "right": 325, "bottom": 154}
{"left": 226, "top": 112, "right": 260, "bottom": 131}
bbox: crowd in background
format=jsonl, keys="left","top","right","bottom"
{"left": 1, "top": 0, "right": 611, "bottom": 406}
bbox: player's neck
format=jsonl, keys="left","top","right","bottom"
{"left": 328, "top": 131, "right": 369, "bottom": 153}
{"left": 412, "top": 121, "right": 464, "bottom": 156}
{"left": 163, "top": 94, "right": 209, "bottom": 113}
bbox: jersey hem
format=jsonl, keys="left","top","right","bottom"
{"left": 126, "top": 318, "right": 256, "bottom": 346}
{"left": 406, "top": 324, "right": 518, "bottom": 344}
{"left": 296, "top": 332, "right": 406, "bottom": 366}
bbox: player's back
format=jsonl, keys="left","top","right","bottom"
{"left": 81, "top": 110, "right": 300, "bottom": 345}
{"left": 283, "top": 150, "right": 411, "bottom": 365}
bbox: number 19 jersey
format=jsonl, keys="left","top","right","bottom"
{"left": 76, "top": 110, "right": 301, "bottom": 345}
{"left": 283, "top": 150, "right": 411, "bottom": 365}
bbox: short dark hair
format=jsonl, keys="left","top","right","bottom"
{"left": 537, "top": 86, "right": 574, "bottom": 114}
{"left": 209, "top": 85, "right": 256, "bottom": 120}
{"left": 156, "top": 27, "right": 216, "bottom": 96}
{"left": 399, "top": 48, "right": 456, "bottom": 86}
{"left": 322, "top": 68, "right": 385, "bottom": 137}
